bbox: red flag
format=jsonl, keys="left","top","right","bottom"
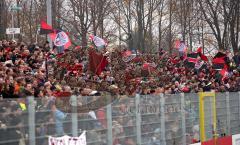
{"left": 39, "top": 21, "right": 54, "bottom": 35}
{"left": 88, "top": 50, "right": 108, "bottom": 75}
{"left": 197, "top": 47, "right": 202, "bottom": 53}
{"left": 200, "top": 55, "right": 208, "bottom": 62}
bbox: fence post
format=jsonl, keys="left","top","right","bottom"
{"left": 239, "top": 92, "right": 240, "bottom": 130}
{"left": 107, "top": 101, "right": 113, "bottom": 145}
{"left": 181, "top": 93, "right": 186, "bottom": 145}
{"left": 71, "top": 95, "right": 78, "bottom": 137}
{"left": 226, "top": 92, "right": 231, "bottom": 135}
{"left": 160, "top": 93, "right": 166, "bottom": 145}
{"left": 136, "top": 94, "right": 142, "bottom": 145}
{"left": 28, "top": 96, "right": 36, "bottom": 145}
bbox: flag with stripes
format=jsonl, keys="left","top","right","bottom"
{"left": 212, "top": 52, "right": 228, "bottom": 70}
{"left": 39, "top": 21, "right": 54, "bottom": 35}
{"left": 196, "top": 47, "right": 208, "bottom": 62}
{"left": 185, "top": 53, "right": 199, "bottom": 68}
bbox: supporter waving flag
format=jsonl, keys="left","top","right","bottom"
{"left": 50, "top": 30, "right": 72, "bottom": 53}
{"left": 88, "top": 49, "right": 108, "bottom": 75}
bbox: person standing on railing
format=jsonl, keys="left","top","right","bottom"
{"left": 233, "top": 52, "right": 240, "bottom": 69}
{"left": 48, "top": 99, "right": 67, "bottom": 136}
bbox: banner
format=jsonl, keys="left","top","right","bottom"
{"left": 233, "top": 134, "right": 240, "bottom": 145}
{"left": 202, "top": 136, "right": 232, "bottom": 145}
{"left": 6, "top": 28, "right": 20, "bottom": 34}
{"left": 190, "top": 135, "right": 240, "bottom": 145}
{"left": 190, "top": 143, "right": 201, "bottom": 145}
{"left": 48, "top": 131, "right": 86, "bottom": 145}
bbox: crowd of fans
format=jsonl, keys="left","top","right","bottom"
{"left": 0, "top": 40, "right": 240, "bottom": 98}
{"left": 0, "top": 39, "right": 239, "bottom": 145}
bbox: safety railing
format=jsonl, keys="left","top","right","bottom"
{"left": 0, "top": 92, "right": 240, "bottom": 145}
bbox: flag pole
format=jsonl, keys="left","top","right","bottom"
{"left": 11, "top": 10, "right": 14, "bottom": 40}
{"left": 46, "top": 0, "right": 52, "bottom": 81}
{"left": 46, "top": 0, "right": 52, "bottom": 48}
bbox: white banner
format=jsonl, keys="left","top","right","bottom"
{"left": 233, "top": 134, "right": 240, "bottom": 145}
{"left": 48, "top": 131, "right": 86, "bottom": 145}
{"left": 190, "top": 143, "right": 201, "bottom": 145}
{"left": 6, "top": 28, "right": 20, "bottom": 34}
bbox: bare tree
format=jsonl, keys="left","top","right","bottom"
{"left": 228, "top": 0, "right": 239, "bottom": 54}
{"left": 168, "top": 0, "right": 173, "bottom": 53}
{"left": 89, "top": 0, "right": 112, "bottom": 37}
{"left": 136, "top": 0, "right": 145, "bottom": 51}
{"left": 109, "top": 0, "right": 134, "bottom": 49}
{"left": 144, "top": 0, "right": 164, "bottom": 52}
{"left": 0, "top": 1, "right": 7, "bottom": 39}
{"left": 198, "top": 0, "right": 229, "bottom": 50}
{"left": 2, "top": 0, "right": 238, "bottom": 54}
{"left": 157, "top": 0, "right": 166, "bottom": 50}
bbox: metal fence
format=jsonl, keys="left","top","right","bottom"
{"left": 0, "top": 92, "right": 240, "bottom": 145}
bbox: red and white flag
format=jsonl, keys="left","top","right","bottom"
{"left": 50, "top": 30, "right": 72, "bottom": 50}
